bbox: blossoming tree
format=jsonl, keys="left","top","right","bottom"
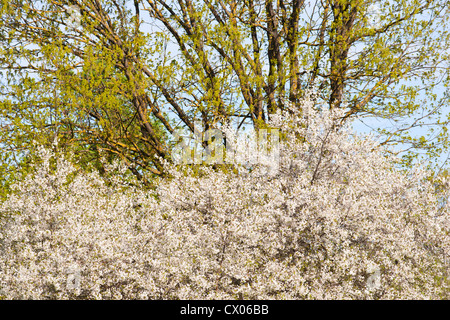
{"left": 0, "top": 94, "right": 448, "bottom": 299}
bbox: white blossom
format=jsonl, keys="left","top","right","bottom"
{"left": 0, "top": 93, "right": 448, "bottom": 299}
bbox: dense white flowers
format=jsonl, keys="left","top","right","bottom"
{"left": 0, "top": 94, "right": 448, "bottom": 299}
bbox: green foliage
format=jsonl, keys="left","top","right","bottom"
{"left": 0, "top": 0, "right": 449, "bottom": 189}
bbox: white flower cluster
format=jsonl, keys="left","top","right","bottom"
{"left": 0, "top": 95, "right": 448, "bottom": 299}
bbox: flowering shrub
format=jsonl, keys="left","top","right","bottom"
{"left": 0, "top": 95, "right": 448, "bottom": 299}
